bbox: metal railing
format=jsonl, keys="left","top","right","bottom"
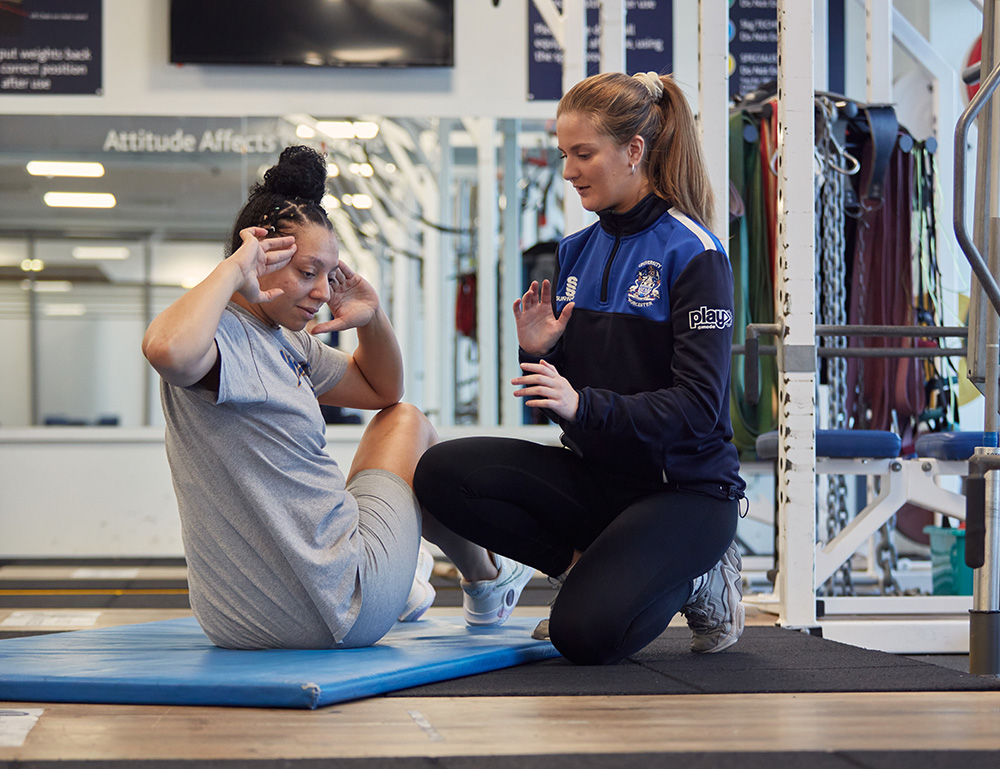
{"left": 954, "top": 0, "right": 1000, "bottom": 677}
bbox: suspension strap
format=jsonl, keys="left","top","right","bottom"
{"left": 860, "top": 105, "right": 899, "bottom": 203}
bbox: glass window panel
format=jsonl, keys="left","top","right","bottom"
{"left": 35, "top": 283, "right": 147, "bottom": 427}
{"left": 0, "top": 282, "right": 31, "bottom": 427}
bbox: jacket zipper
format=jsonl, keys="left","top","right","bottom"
{"left": 600, "top": 234, "right": 622, "bottom": 303}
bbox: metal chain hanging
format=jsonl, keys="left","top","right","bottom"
{"left": 815, "top": 96, "right": 855, "bottom": 596}
{"left": 877, "top": 517, "right": 903, "bottom": 595}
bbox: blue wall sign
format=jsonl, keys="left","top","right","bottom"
{"left": 528, "top": 0, "right": 674, "bottom": 102}
{"left": 0, "top": 0, "right": 102, "bottom": 95}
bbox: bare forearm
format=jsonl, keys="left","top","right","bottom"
{"left": 142, "top": 260, "right": 242, "bottom": 386}
{"left": 352, "top": 308, "right": 404, "bottom": 402}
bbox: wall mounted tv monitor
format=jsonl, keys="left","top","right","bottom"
{"left": 169, "top": 0, "right": 454, "bottom": 68}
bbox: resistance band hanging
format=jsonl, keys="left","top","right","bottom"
{"left": 728, "top": 98, "right": 779, "bottom": 458}
{"left": 844, "top": 109, "right": 924, "bottom": 436}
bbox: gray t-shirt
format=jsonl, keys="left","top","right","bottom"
{"left": 161, "top": 302, "right": 359, "bottom": 648}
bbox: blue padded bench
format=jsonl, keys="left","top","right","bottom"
{"left": 756, "top": 429, "right": 901, "bottom": 461}
{"left": 914, "top": 431, "right": 997, "bottom": 461}
{"left": 755, "top": 428, "right": 967, "bottom": 586}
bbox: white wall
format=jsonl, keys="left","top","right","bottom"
{"left": 0, "top": 0, "right": 557, "bottom": 120}
{"left": 0, "top": 429, "right": 182, "bottom": 557}
{"left": 0, "top": 425, "right": 562, "bottom": 558}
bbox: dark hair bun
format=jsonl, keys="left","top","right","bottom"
{"left": 262, "top": 145, "right": 327, "bottom": 204}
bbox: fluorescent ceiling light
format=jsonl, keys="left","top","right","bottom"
{"left": 27, "top": 160, "right": 105, "bottom": 178}
{"left": 315, "top": 121, "right": 380, "bottom": 140}
{"left": 27, "top": 280, "right": 73, "bottom": 293}
{"left": 20, "top": 258, "right": 44, "bottom": 272}
{"left": 44, "top": 192, "right": 117, "bottom": 209}
{"left": 43, "top": 303, "right": 87, "bottom": 316}
{"left": 296, "top": 124, "right": 316, "bottom": 139}
{"left": 316, "top": 121, "right": 355, "bottom": 139}
{"left": 72, "top": 246, "right": 131, "bottom": 260}
{"left": 352, "top": 122, "right": 379, "bottom": 140}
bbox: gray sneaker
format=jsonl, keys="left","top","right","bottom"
{"left": 531, "top": 572, "right": 567, "bottom": 641}
{"left": 681, "top": 542, "right": 744, "bottom": 653}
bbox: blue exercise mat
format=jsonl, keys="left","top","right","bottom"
{"left": 0, "top": 615, "right": 557, "bottom": 709}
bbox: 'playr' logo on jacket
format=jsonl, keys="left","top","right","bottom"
{"left": 689, "top": 306, "right": 733, "bottom": 330}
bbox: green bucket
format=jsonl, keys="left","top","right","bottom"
{"left": 923, "top": 525, "right": 974, "bottom": 596}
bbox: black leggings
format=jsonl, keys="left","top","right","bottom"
{"left": 414, "top": 437, "right": 739, "bottom": 665}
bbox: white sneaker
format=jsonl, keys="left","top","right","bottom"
{"left": 680, "top": 542, "right": 744, "bottom": 653}
{"left": 461, "top": 554, "right": 535, "bottom": 627}
{"left": 398, "top": 544, "right": 436, "bottom": 622}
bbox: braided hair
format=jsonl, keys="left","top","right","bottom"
{"left": 227, "top": 145, "right": 334, "bottom": 257}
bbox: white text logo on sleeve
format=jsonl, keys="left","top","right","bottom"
{"left": 689, "top": 306, "right": 733, "bottom": 330}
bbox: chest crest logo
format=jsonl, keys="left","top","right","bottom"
{"left": 557, "top": 275, "right": 578, "bottom": 304}
{"left": 627, "top": 261, "right": 662, "bottom": 307}
{"left": 280, "top": 349, "right": 315, "bottom": 394}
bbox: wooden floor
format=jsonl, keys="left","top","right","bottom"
{"left": 2, "top": 563, "right": 999, "bottom": 764}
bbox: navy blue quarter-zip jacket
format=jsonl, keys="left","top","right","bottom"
{"left": 523, "top": 194, "right": 745, "bottom": 500}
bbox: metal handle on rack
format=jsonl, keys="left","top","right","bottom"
{"left": 954, "top": 57, "right": 1000, "bottom": 316}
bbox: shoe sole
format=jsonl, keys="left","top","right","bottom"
{"left": 465, "top": 564, "right": 536, "bottom": 627}
{"left": 689, "top": 543, "right": 744, "bottom": 653}
{"left": 398, "top": 547, "right": 436, "bottom": 622}
{"left": 692, "top": 599, "right": 744, "bottom": 653}
{"left": 398, "top": 582, "right": 436, "bottom": 622}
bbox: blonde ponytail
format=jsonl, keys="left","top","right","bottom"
{"left": 648, "top": 77, "right": 715, "bottom": 230}
{"left": 557, "top": 72, "right": 715, "bottom": 231}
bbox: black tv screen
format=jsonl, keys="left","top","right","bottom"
{"left": 169, "top": 0, "right": 454, "bottom": 68}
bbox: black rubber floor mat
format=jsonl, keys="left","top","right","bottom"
{"left": 386, "top": 625, "right": 1000, "bottom": 696}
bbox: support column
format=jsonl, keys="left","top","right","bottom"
{"left": 532, "top": 0, "right": 588, "bottom": 236}
{"left": 776, "top": 0, "right": 818, "bottom": 630}
{"left": 699, "top": 0, "right": 730, "bottom": 236}
{"left": 475, "top": 117, "right": 500, "bottom": 426}
{"left": 599, "top": 0, "right": 626, "bottom": 74}
{"left": 866, "top": 0, "right": 893, "bottom": 103}
{"left": 501, "top": 118, "right": 523, "bottom": 427}
{"left": 435, "top": 119, "right": 457, "bottom": 426}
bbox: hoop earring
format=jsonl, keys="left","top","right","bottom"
{"left": 630, "top": 164, "right": 636, "bottom": 175}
